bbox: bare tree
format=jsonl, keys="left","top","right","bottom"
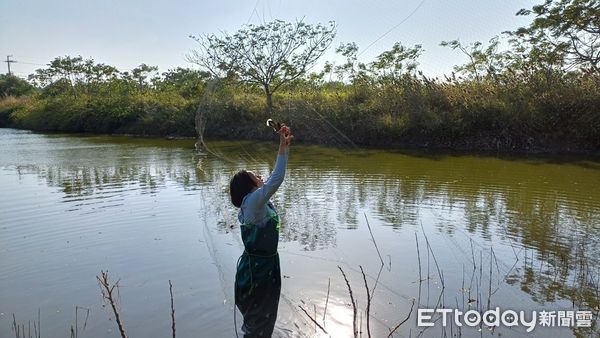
{"left": 188, "top": 20, "right": 336, "bottom": 114}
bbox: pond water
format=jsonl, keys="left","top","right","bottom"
{"left": 0, "top": 128, "right": 598, "bottom": 337}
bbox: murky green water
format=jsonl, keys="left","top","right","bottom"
{"left": 0, "top": 128, "right": 598, "bottom": 337}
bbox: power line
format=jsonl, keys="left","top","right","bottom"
{"left": 246, "top": 0, "right": 260, "bottom": 25}
{"left": 358, "top": 0, "right": 427, "bottom": 57}
{"left": 18, "top": 61, "right": 47, "bottom": 66}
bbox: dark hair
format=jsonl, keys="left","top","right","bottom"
{"left": 230, "top": 170, "right": 255, "bottom": 208}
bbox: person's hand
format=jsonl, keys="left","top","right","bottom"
{"left": 277, "top": 124, "right": 293, "bottom": 147}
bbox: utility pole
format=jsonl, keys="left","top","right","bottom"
{"left": 5, "top": 55, "right": 17, "bottom": 75}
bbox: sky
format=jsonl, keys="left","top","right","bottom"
{"left": 0, "top": 0, "right": 539, "bottom": 79}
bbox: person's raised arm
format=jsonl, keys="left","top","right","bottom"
{"left": 251, "top": 125, "right": 293, "bottom": 206}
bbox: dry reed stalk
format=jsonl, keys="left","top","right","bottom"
{"left": 420, "top": 222, "right": 444, "bottom": 288}
{"left": 11, "top": 314, "right": 39, "bottom": 338}
{"left": 368, "top": 265, "right": 384, "bottom": 300}
{"left": 415, "top": 233, "right": 423, "bottom": 306}
{"left": 359, "top": 265, "right": 372, "bottom": 338}
{"left": 479, "top": 250, "right": 483, "bottom": 314}
{"left": 415, "top": 233, "right": 423, "bottom": 283}
{"left": 314, "top": 304, "right": 317, "bottom": 333}
{"left": 71, "top": 306, "right": 90, "bottom": 338}
{"left": 338, "top": 265, "right": 358, "bottom": 337}
{"left": 364, "top": 213, "right": 384, "bottom": 267}
{"left": 323, "top": 277, "right": 331, "bottom": 326}
{"left": 387, "top": 299, "right": 415, "bottom": 338}
{"left": 169, "top": 280, "right": 176, "bottom": 338}
{"left": 298, "top": 305, "right": 328, "bottom": 335}
{"left": 487, "top": 248, "right": 493, "bottom": 311}
{"left": 11, "top": 313, "right": 19, "bottom": 338}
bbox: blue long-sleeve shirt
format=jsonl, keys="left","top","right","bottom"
{"left": 238, "top": 150, "right": 288, "bottom": 226}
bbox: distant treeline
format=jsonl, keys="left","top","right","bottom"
{"left": 1, "top": 0, "right": 599, "bottom": 153}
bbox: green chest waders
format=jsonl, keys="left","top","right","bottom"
{"left": 235, "top": 202, "right": 281, "bottom": 337}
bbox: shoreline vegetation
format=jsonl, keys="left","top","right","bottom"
{"left": 1, "top": 0, "right": 599, "bottom": 155}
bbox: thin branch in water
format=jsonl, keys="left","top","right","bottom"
{"left": 415, "top": 232, "right": 423, "bottom": 307}
{"left": 314, "top": 304, "right": 317, "bottom": 333}
{"left": 470, "top": 238, "right": 476, "bottom": 270}
{"left": 364, "top": 213, "right": 384, "bottom": 267}
{"left": 82, "top": 307, "right": 89, "bottom": 332}
{"left": 338, "top": 265, "right": 358, "bottom": 338}
{"left": 487, "top": 248, "right": 493, "bottom": 311}
{"left": 462, "top": 264, "right": 466, "bottom": 310}
{"left": 169, "top": 280, "right": 176, "bottom": 338}
{"left": 12, "top": 313, "right": 19, "bottom": 338}
{"left": 360, "top": 265, "right": 372, "bottom": 338}
{"left": 369, "top": 265, "right": 384, "bottom": 302}
{"left": 479, "top": 250, "right": 483, "bottom": 314}
{"left": 37, "top": 308, "right": 40, "bottom": 338}
{"left": 323, "top": 277, "right": 330, "bottom": 326}
{"left": 491, "top": 246, "right": 501, "bottom": 276}
{"left": 75, "top": 307, "right": 78, "bottom": 338}
{"left": 97, "top": 270, "right": 128, "bottom": 338}
{"left": 298, "top": 305, "right": 328, "bottom": 335}
{"left": 72, "top": 306, "right": 89, "bottom": 338}
{"left": 387, "top": 299, "right": 416, "bottom": 338}
{"left": 420, "top": 222, "right": 444, "bottom": 288}
{"left": 455, "top": 296, "right": 462, "bottom": 337}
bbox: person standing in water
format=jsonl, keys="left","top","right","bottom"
{"left": 229, "top": 124, "right": 293, "bottom": 337}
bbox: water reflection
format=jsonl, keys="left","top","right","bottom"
{"left": 1, "top": 129, "right": 599, "bottom": 335}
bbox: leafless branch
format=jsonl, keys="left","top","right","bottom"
{"left": 97, "top": 270, "right": 128, "bottom": 338}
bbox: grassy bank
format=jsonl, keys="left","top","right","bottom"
{"left": 2, "top": 71, "right": 598, "bottom": 154}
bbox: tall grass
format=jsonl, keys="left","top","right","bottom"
{"left": 1, "top": 67, "right": 598, "bottom": 153}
